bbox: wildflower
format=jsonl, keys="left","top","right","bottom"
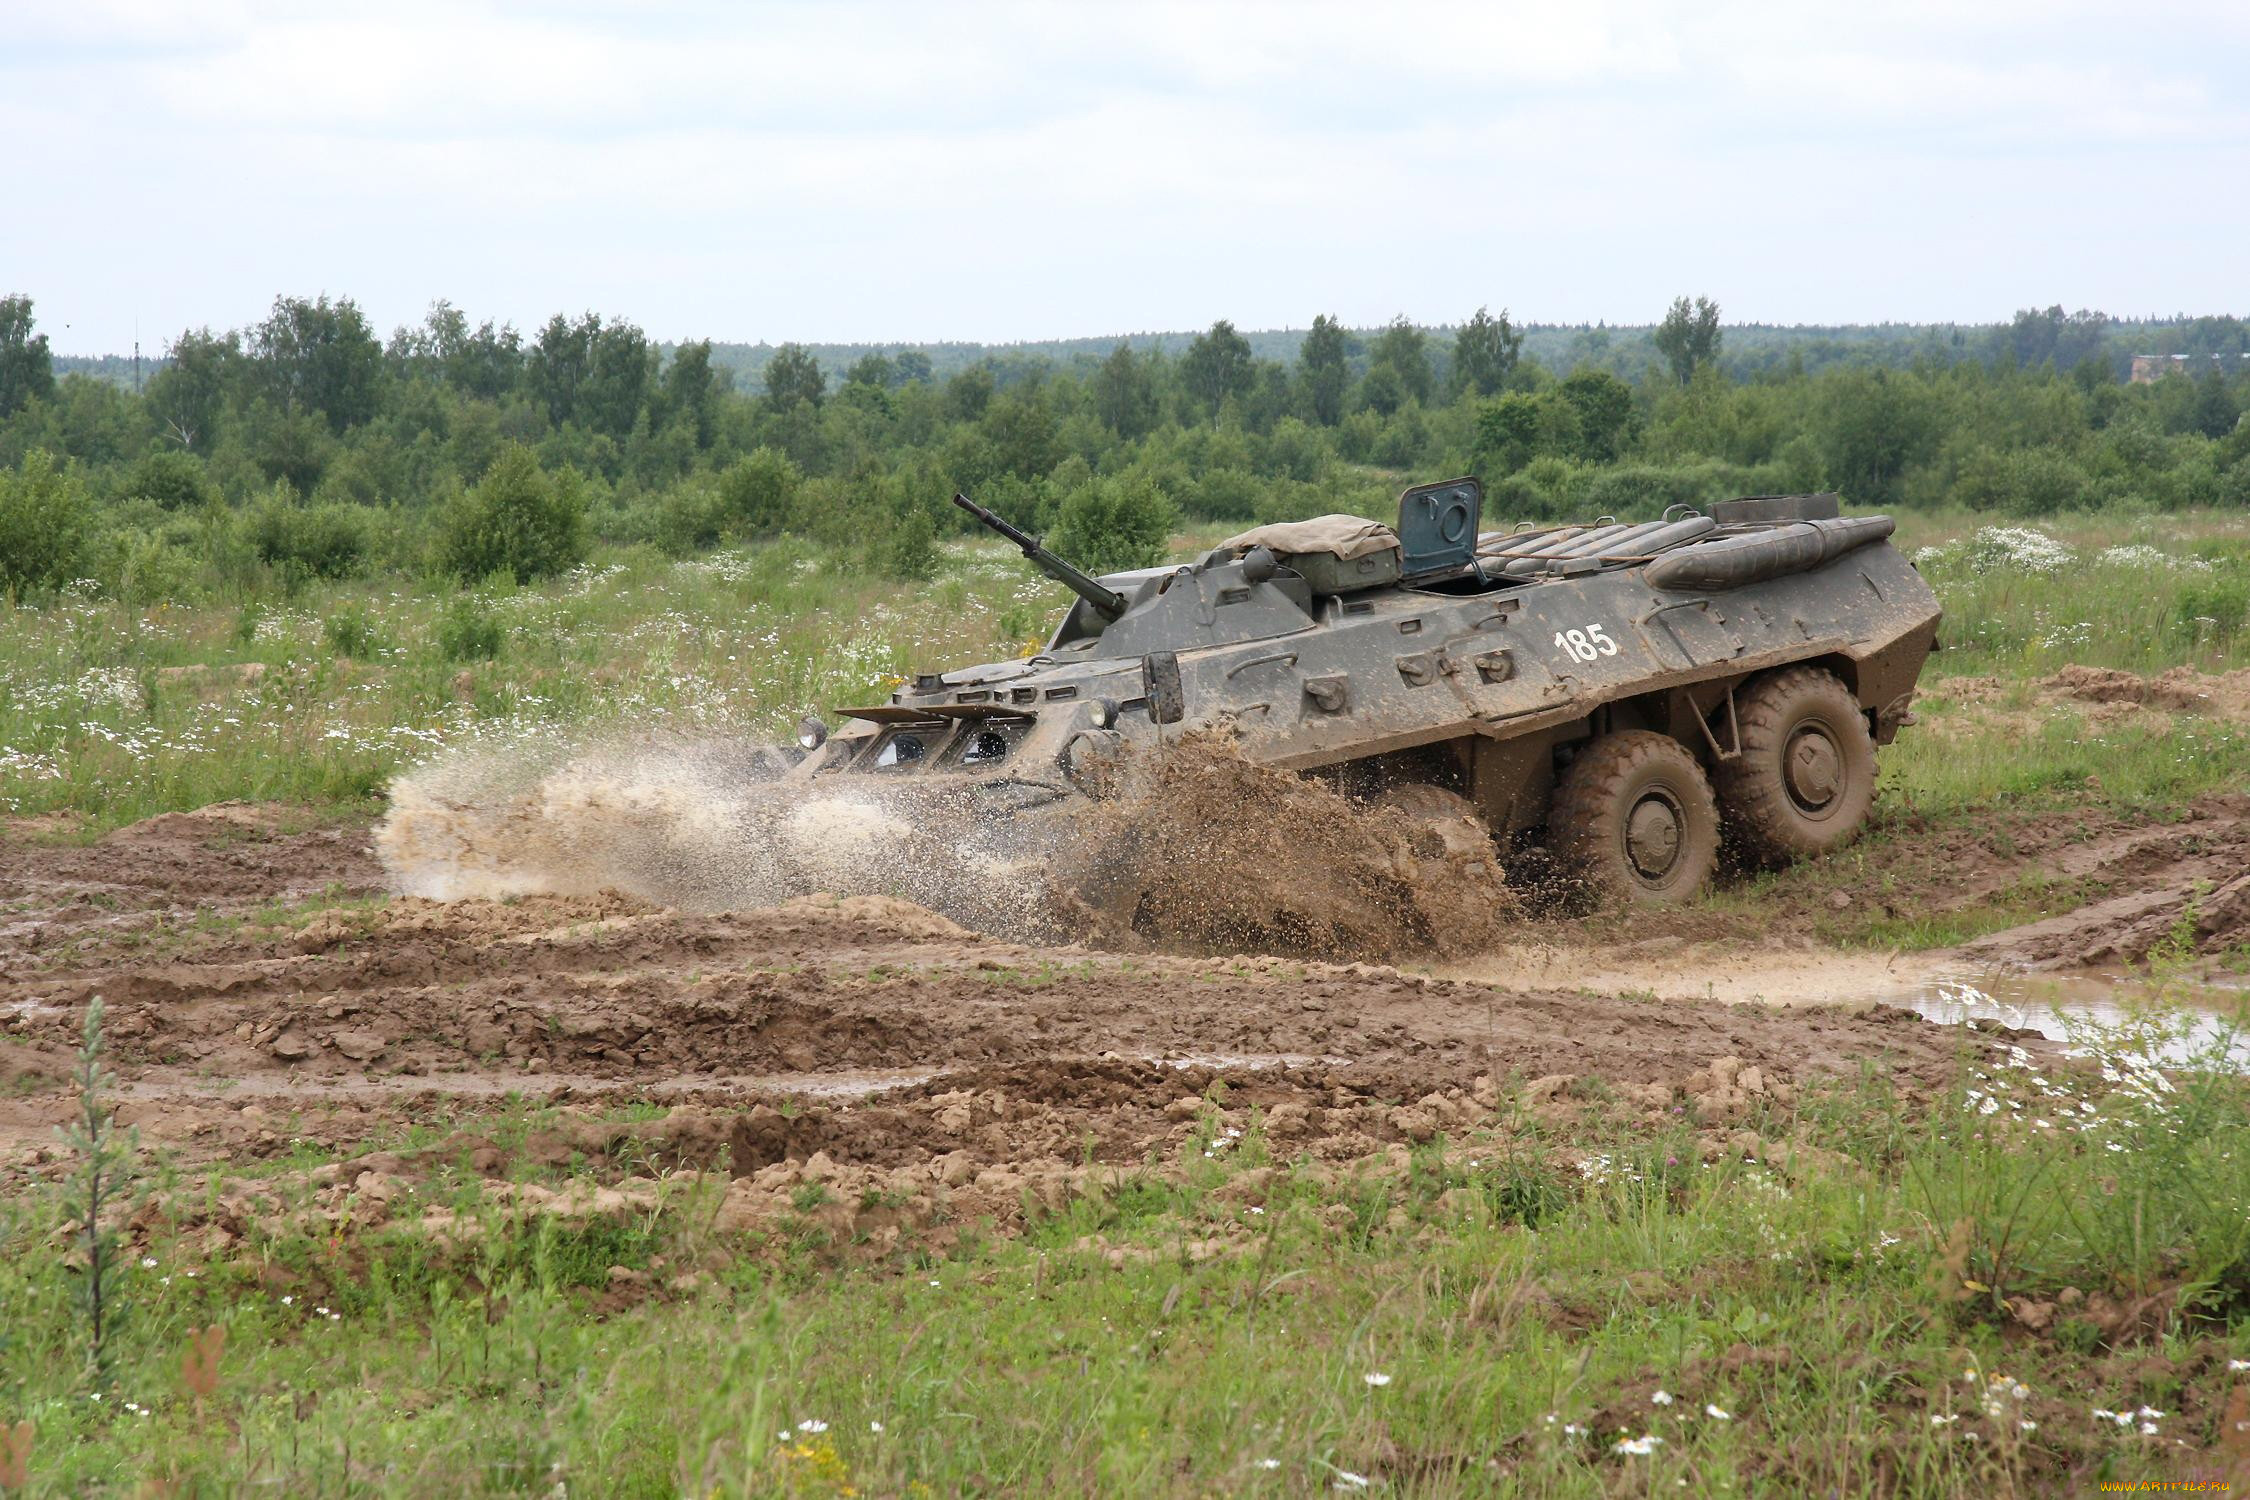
{"left": 797, "top": 1419, "right": 828, "bottom": 1434}
{"left": 1650, "top": 1390, "right": 1674, "bottom": 1406}
{"left": 1563, "top": 1423, "right": 1586, "bottom": 1437}
{"left": 2019, "top": 1420, "right": 2037, "bottom": 1432}
{"left": 2136, "top": 1406, "right": 2163, "bottom": 1419}
{"left": 1333, "top": 1470, "right": 1370, "bottom": 1490}
{"left": 2140, "top": 1421, "right": 2159, "bottom": 1435}
{"left": 870, "top": 1421, "right": 884, "bottom": 1433}
{"left": 1256, "top": 1458, "right": 1280, "bottom": 1470}
{"left": 281, "top": 1295, "right": 293, "bottom": 1305}
{"left": 1705, "top": 1404, "right": 1731, "bottom": 1421}
{"left": 2231, "top": 1359, "right": 2250, "bottom": 1372}
{"left": 1363, "top": 1372, "right": 1392, "bottom": 1387}
{"left": 141, "top": 1257, "right": 157, "bottom": 1268}
{"left": 1613, "top": 1434, "right": 1663, "bottom": 1456}
{"left": 1931, "top": 1414, "right": 1958, "bottom": 1426}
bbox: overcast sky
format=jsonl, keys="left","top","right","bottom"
{"left": 8, "top": 0, "right": 2246, "bottom": 355}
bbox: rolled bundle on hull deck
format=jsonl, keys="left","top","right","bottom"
{"left": 1643, "top": 516, "right": 1896, "bottom": 593}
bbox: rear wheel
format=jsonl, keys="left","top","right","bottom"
{"left": 1713, "top": 667, "right": 1877, "bottom": 863}
{"left": 1549, "top": 731, "right": 1721, "bottom": 905}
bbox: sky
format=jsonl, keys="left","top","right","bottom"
{"left": 6, "top": 0, "right": 2247, "bottom": 355}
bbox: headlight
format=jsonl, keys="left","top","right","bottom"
{"left": 1090, "top": 697, "right": 1119, "bottom": 729}
{"left": 797, "top": 714, "right": 828, "bottom": 751}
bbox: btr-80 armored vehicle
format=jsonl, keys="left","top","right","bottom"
{"left": 784, "top": 481, "right": 1940, "bottom": 905}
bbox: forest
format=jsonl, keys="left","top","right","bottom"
{"left": 1, "top": 291, "right": 2246, "bottom": 604}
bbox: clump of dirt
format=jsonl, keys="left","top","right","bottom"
{"left": 1057, "top": 731, "right": 1514, "bottom": 961}
{"left": 2042, "top": 664, "right": 2250, "bottom": 718}
{"left": 378, "top": 727, "right": 1514, "bottom": 963}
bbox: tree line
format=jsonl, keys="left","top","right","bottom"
{"left": 0, "top": 290, "right": 2244, "bottom": 604}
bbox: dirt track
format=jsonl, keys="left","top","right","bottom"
{"left": 2, "top": 748, "right": 2243, "bottom": 1248}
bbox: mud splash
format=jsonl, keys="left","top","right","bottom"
{"left": 376, "top": 729, "right": 1514, "bottom": 962}
{"left": 377, "top": 729, "right": 1059, "bottom": 939}
{"left": 1055, "top": 731, "right": 1514, "bottom": 960}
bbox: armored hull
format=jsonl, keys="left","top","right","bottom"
{"left": 784, "top": 483, "right": 1941, "bottom": 904}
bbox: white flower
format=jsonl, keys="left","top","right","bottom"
{"left": 1563, "top": 1424, "right": 1586, "bottom": 1437}
{"left": 1613, "top": 1434, "right": 1663, "bottom": 1456}
{"left": 2140, "top": 1421, "right": 2159, "bottom": 1435}
{"left": 2231, "top": 1359, "right": 2250, "bottom": 1372}
{"left": 1650, "top": 1390, "right": 1674, "bottom": 1406}
{"left": 1930, "top": 1414, "right": 1958, "bottom": 1426}
{"left": 1333, "top": 1470, "right": 1370, "bottom": 1490}
{"left": 2019, "top": 1419, "right": 2038, "bottom": 1432}
{"left": 1255, "top": 1458, "right": 1280, "bottom": 1470}
{"left": 281, "top": 1295, "right": 293, "bottom": 1305}
{"left": 1705, "top": 1404, "right": 1731, "bottom": 1421}
{"left": 797, "top": 1419, "right": 828, "bottom": 1434}
{"left": 2135, "top": 1406, "right": 2163, "bottom": 1419}
{"left": 1363, "top": 1372, "right": 1391, "bottom": 1387}
{"left": 141, "top": 1257, "right": 157, "bottom": 1268}
{"left": 870, "top": 1422, "right": 884, "bottom": 1433}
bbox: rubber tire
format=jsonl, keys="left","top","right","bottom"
{"left": 1549, "top": 731, "right": 1721, "bottom": 906}
{"left": 1713, "top": 667, "right": 1878, "bottom": 863}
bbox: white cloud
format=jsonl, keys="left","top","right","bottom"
{"left": 5, "top": 0, "right": 2244, "bottom": 349}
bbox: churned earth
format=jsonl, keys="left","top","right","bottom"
{"left": 0, "top": 739, "right": 2239, "bottom": 1220}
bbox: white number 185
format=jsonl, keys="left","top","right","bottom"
{"left": 1553, "top": 623, "right": 1619, "bottom": 663}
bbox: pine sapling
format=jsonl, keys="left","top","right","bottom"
{"left": 58, "top": 995, "right": 139, "bottom": 1393}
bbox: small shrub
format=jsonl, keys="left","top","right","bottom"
{"left": 322, "top": 604, "right": 381, "bottom": 658}
{"left": 0, "top": 449, "right": 91, "bottom": 600}
{"left": 60, "top": 996, "right": 139, "bottom": 1390}
{"left": 716, "top": 447, "right": 802, "bottom": 536}
{"left": 654, "top": 482, "right": 729, "bottom": 556}
{"left": 1048, "top": 474, "right": 1177, "bottom": 576}
{"left": 866, "top": 507, "right": 938, "bottom": 580}
{"left": 437, "top": 597, "right": 504, "bottom": 662}
{"left": 122, "top": 449, "right": 216, "bottom": 511}
{"left": 247, "top": 485, "right": 372, "bottom": 582}
{"left": 435, "top": 443, "right": 587, "bottom": 584}
{"left": 2176, "top": 576, "right": 2250, "bottom": 645}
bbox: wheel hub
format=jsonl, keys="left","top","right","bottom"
{"left": 1625, "top": 793, "right": 1683, "bottom": 879}
{"left": 1784, "top": 726, "right": 1841, "bottom": 811}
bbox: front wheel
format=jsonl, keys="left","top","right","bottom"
{"left": 1548, "top": 731, "right": 1721, "bottom": 905}
{"left": 1712, "top": 667, "right": 1877, "bottom": 863}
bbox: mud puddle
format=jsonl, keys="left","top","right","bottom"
{"left": 1901, "top": 970, "right": 2249, "bottom": 1067}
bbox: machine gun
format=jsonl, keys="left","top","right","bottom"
{"left": 952, "top": 491, "right": 1129, "bottom": 622}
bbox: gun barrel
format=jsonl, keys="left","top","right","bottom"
{"left": 952, "top": 492, "right": 1128, "bottom": 622}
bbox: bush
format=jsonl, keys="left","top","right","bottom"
{"left": 122, "top": 449, "right": 215, "bottom": 511}
{"left": 653, "top": 482, "right": 729, "bottom": 556}
{"left": 1048, "top": 475, "right": 1177, "bottom": 576}
{"left": 90, "top": 529, "right": 201, "bottom": 607}
{"left": 322, "top": 604, "right": 382, "bottom": 657}
{"left": 716, "top": 447, "right": 802, "bottom": 535}
{"left": 1579, "top": 464, "right": 1719, "bottom": 520}
{"left": 0, "top": 450, "right": 91, "bottom": 600}
{"left": 247, "top": 485, "right": 371, "bottom": 582}
{"left": 435, "top": 443, "right": 587, "bottom": 584}
{"left": 866, "top": 507, "right": 938, "bottom": 580}
{"left": 436, "top": 597, "right": 503, "bottom": 661}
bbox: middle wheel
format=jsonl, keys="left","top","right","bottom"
{"left": 1548, "top": 731, "right": 1721, "bottom": 905}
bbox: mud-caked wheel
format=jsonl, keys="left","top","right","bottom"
{"left": 1549, "top": 731, "right": 1721, "bottom": 905}
{"left": 1713, "top": 667, "right": 1877, "bottom": 863}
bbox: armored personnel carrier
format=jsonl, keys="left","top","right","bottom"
{"left": 783, "top": 481, "right": 1940, "bottom": 905}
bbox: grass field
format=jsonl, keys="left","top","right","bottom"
{"left": 2, "top": 509, "right": 2247, "bottom": 833}
{"left": 6, "top": 982, "right": 2248, "bottom": 1495}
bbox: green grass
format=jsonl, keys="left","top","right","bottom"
{"left": 9, "top": 999, "right": 2249, "bottom": 1496}
{"left": 4, "top": 510, "right": 2247, "bottom": 832}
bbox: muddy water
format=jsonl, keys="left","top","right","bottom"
{"left": 1900, "top": 970, "right": 2248, "bottom": 1067}
{"left": 1440, "top": 943, "right": 2247, "bottom": 1066}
